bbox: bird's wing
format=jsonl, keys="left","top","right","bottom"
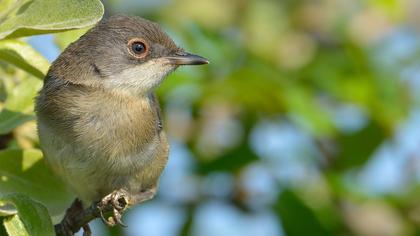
{"left": 148, "top": 92, "right": 163, "bottom": 132}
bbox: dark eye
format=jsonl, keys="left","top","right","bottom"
{"left": 127, "top": 38, "right": 148, "bottom": 58}
{"left": 132, "top": 42, "right": 146, "bottom": 54}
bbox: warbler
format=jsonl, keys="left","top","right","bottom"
{"left": 35, "top": 15, "right": 208, "bottom": 235}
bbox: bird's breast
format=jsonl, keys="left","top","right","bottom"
{"left": 75, "top": 92, "right": 160, "bottom": 159}
{"left": 37, "top": 84, "right": 164, "bottom": 171}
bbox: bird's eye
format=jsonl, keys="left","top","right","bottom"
{"left": 132, "top": 42, "right": 145, "bottom": 53}
{"left": 127, "top": 38, "right": 148, "bottom": 58}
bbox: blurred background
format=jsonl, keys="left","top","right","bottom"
{"left": 21, "top": 0, "right": 420, "bottom": 235}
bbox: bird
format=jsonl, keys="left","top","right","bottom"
{"left": 35, "top": 15, "right": 208, "bottom": 235}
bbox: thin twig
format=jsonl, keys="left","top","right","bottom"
{"left": 54, "top": 199, "right": 126, "bottom": 236}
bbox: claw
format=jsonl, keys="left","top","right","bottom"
{"left": 113, "top": 208, "right": 127, "bottom": 227}
{"left": 99, "top": 208, "right": 113, "bottom": 226}
{"left": 97, "top": 190, "right": 129, "bottom": 227}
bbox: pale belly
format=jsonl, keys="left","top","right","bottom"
{"left": 37, "top": 119, "right": 169, "bottom": 205}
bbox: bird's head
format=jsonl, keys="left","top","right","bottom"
{"left": 48, "top": 15, "right": 208, "bottom": 94}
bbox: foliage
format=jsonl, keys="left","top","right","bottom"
{"left": 0, "top": 0, "right": 104, "bottom": 39}
{"left": 0, "top": 0, "right": 420, "bottom": 236}
{"left": 0, "top": 0, "right": 104, "bottom": 235}
{"left": 1, "top": 193, "right": 54, "bottom": 236}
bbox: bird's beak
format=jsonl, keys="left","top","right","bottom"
{"left": 164, "top": 52, "right": 209, "bottom": 65}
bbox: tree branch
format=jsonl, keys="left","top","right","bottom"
{"left": 54, "top": 198, "right": 126, "bottom": 236}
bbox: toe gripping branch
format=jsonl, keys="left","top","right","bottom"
{"left": 54, "top": 191, "right": 129, "bottom": 236}
{"left": 98, "top": 190, "right": 128, "bottom": 227}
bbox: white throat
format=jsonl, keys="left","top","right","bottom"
{"left": 103, "top": 58, "right": 176, "bottom": 95}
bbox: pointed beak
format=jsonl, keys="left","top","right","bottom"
{"left": 164, "top": 52, "right": 209, "bottom": 65}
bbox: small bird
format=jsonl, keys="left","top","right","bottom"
{"left": 35, "top": 15, "right": 208, "bottom": 234}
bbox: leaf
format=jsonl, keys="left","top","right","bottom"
{"left": 283, "top": 86, "right": 335, "bottom": 135}
{"left": 333, "top": 121, "right": 386, "bottom": 170}
{"left": 0, "top": 217, "right": 7, "bottom": 235}
{"left": 0, "top": 1, "right": 17, "bottom": 28}
{"left": 0, "top": 149, "right": 73, "bottom": 218}
{"left": 197, "top": 145, "right": 259, "bottom": 175}
{"left": 0, "top": 76, "right": 42, "bottom": 134}
{"left": 0, "top": 200, "right": 17, "bottom": 216}
{"left": 4, "top": 215, "right": 27, "bottom": 236}
{"left": 0, "top": 0, "right": 104, "bottom": 39}
{"left": 0, "top": 39, "right": 49, "bottom": 78}
{"left": 1, "top": 193, "right": 54, "bottom": 236}
{"left": 0, "top": 110, "right": 34, "bottom": 135}
{"left": 54, "top": 27, "right": 90, "bottom": 50}
{"left": 274, "top": 190, "right": 331, "bottom": 236}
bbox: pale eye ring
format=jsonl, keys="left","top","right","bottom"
{"left": 127, "top": 38, "right": 148, "bottom": 58}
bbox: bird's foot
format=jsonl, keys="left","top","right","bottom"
{"left": 97, "top": 189, "right": 129, "bottom": 227}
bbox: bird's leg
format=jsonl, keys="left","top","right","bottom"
{"left": 97, "top": 189, "right": 129, "bottom": 227}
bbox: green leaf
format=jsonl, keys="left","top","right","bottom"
{"left": 0, "top": 200, "right": 17, "bottom": 216}
{"left": 54, "top": 27, "right": 90, "bottom": 50}
{"left": 0, "top": 76, "right": 42, "bottom": 134}
{"left": 0, "top": 0, "right": 104, "bottom": 39}
{"left": 197, "top": 145, "right": 259, "bottom": 175}
{"left": 1, "top": 193, "right": 54, "bottom": 236}
{"left": 0, "top": 110, "right": 33, "bottom": 135}
{"left": 0, "top": 217, "right": 7, "bottom": 235}
{"left": 0, "top": 1, "right": 17, "bottom": 29}
{"left": 0, "top": 149, "right": 73, "bottom": 218}
{"left": 0, "top": 40, "right": 49, "bottom": 78}
{"left": 274, "top": 190, "right": 331, "bottom": 236}
{"left": 4, "top": 215, "right": 26, "bottom": 236}
{"left": 333, "top": 121, "right": 386, "bottom": 170}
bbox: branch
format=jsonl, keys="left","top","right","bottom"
{"left": 54, "top": 198, "right": 126, "bottom": 236}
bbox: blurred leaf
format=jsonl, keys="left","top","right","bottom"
{"left": 0, "top": 0, "right": 15, "bottom": 14}
{"left": 371, "top": 75, "right": 408, "bottom": 129}
{"left": 0, "top": 0, "right": 104, "bottom": 39}
{"left": 0, "top": 198, "right": 17, "bottom": 216}
{"left": 4, "top": 215, "right": 26, "bottom": 236}
{"left": 53, "top": 27, "right": 90, "bottom": 50}
{"left": 1, "top": 193, "right": 54, "bottom": 236}
{"left": 106, "top": 223, "right": 125, "bottom": 236}
{"left": 368, "top": 0, "right": 404, "bottom": 20}
{"left": 197, "top": 144, "right": 259, "bottom": 175}
{"left": 283, "top": 87, "right": 335, "bottom": 135}
{"left": 0, "top": 217, "right": 6, "bottom": 235}
{"left": 275, "top": 190, "right": 331, "bottom": 236}
{"left": 0, "top": 77, "right": 41, "bottom": 135}
{"left": 0, "top": 149, "right": 72, "bottom": 218}
{"left": 203, "top": 62, "right": 286, "bottom": 114}
{"left": 179, "top": 206, "right": 194, "bottom": 236}
{"left": 0, "top": 40, "right": 49, "bottom": 78}
{"left": 0, "top": 110, "right": 33, "bottom": 136}
{"left": 333, "top": 121, "right": 386, "bottom": 170}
